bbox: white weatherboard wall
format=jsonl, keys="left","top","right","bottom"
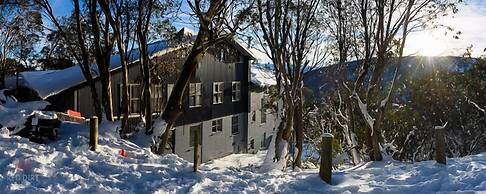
{"left": 174, "top": 113, "right": 247, "bottom": 163}
{"left": 248, "top": 90, "right": 276, "bottom": 153}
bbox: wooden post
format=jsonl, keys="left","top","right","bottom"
{"left": 89, "top": 116, "right": 98, "bottom": 151}
{"left": 193, "top": 129, "right": 200, "bottom": 172}
{"left": 435, "top": 126, "right": 446, "bottom": 164}
{"left": 319, "top": 133, "right": 333, "bottom": 184}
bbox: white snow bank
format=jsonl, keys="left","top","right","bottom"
{"left": 1, "top": 120, "right": 485, "bottom": 193}
{"left": 0, "top": 89, "right": 50, "bottom": 130}
{"left": 260, "top": 135, "right": 289, "bottom": 172}
{"left": 251, "top": 64, "right": 276, "bottom": 87}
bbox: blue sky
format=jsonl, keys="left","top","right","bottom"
{"left": 46, "top": 0, "right": 486, "bottom": 61}
{"left": 47, "top": 0, "right": 195, "bottom": 31}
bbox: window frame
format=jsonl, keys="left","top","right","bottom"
{"left": 231, "top": 115, "right": 239, "bottom": 135}
{"left": 232, "top": 81, "right": 241, "bottom": 102}
{"left": 213, "top": 82, "right": 224, "bottom": 104}
{"left": 189, "top": 82, "right": 202, "bottom": 108}
{"left": 211, "top": 118, "right": 223, "bottom": 133}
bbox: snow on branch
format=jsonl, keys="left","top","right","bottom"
{"left": 434, "top": 122, "right": 448, "bottom": 130}
{"left": 351, "top": 91, "right": 375, "bottom": 130}
{"left": 466, "top": 96, "right": 486, "bottom": 114}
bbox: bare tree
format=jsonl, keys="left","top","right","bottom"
{"left": 88, "top": 0, "right": 117, "bottom": 121}
{"left": 288, "top": 0, "right": 327, "bottom": 168}
{"left": 136, "top": 0, "right": 155, "bottom": 134}
{"left": 351, "top": 0, "right": 461, "bottom": 161}
{"left": 35, "top": 0, "right": 104, "bottom": 120}
{"left": 0, "top": 1, "right": 42, "bottom": 88}
{"left": 98, "top": 0, "right": 137, "bottom": 137}
{"left": 322, "top": 0, "right": 364, "bottom": 165}
{"left": 254, "top": 0, "right": 327, "bottom": 170}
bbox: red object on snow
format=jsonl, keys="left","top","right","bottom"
{"left": 119, "top": 149, "right": 127, "bottom": 157}
{"left": 67, "top": 110, "right": 82, "bottom": 118}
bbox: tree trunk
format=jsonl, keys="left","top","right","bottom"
{"left": 365, "top": 54, "right": 386, "bottom": 161}
{"left": 293, "top": 87, "right": 304, "bottom": 169}
{"left": 100, "top": 73, "right": 114, "bottom": 121}
{"left": 346, "top": 101, "right": 361, "bottom": 165}
{"left": 0, "top": 62, "right": 4, "bottom": 89}
{"left": 117, "top": 38, "right": 130, "bottom": 138}
{"left": 72, "top": 0, "right": 103, "bottom": 121}
{"left": 136, "top": 0, "right": 154, "bottom": 134}
{"left": 138, "top": 34, "right": 152, "bottom": 134}
{"left": 88, "top": 0, "right": 114, "bottom": 122}
{"left": 157, "top": 37, "right": 206, "bottom": 154}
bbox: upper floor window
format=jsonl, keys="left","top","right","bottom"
{"left": 189, "top": 83, "right": 202, "bottom": 108}
{"left": 231, "top": 115, "right": 239, "bottom": 134}
{"left": 212, "top": 119, "right": 223, "bottom": 133}
{"left": 232, "top": 81, "right": 241, "bottom": 102}
{"left": 213, "top": 82, "right": 224, "bottom": 104}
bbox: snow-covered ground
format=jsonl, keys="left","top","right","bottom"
{"left": 0, "top": 121, "right": 485, "bottom": 194}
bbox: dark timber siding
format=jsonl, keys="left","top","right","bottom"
{"left": 174, "top": 54, "right": 250, "bottom": 126}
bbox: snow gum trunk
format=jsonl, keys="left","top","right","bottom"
{"left": 293, "top": 88, "right": 304, "bottom": 168}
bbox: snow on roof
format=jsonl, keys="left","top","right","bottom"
{"left": 251, "top": 63, "right": 276, "bottom": 87}
{"left": 19, "top": 40, "right": 170, "bottom": 99}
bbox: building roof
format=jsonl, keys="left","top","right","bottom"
{"left": 16, "top": 40, "right": 172, "bottom": 99}
{"left": 13, "top": 33, "right": 257, "bottom": 99}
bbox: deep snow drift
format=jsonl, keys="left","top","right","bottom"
{"left": 0, "top": 121, "right": 485, "bottom": 194}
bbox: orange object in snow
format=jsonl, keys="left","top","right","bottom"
{"left": 119, "top": 149, "right": 127, "bottom": 157}
{"left": 67, "top": 110, "right": 82, "bottom": 118}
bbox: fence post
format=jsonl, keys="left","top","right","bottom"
{"left": 435, "top": 126, "right": 446, "bottom": 164}
{"left": 89, "top": 116, "right": 98, "bottom": 151}
{"left": 193, "top": 129, "right": 200, "bottom": 172}
{"left": 319, "top": 133, "right": 333, "bottom": 184}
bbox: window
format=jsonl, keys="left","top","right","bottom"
{"left": 232, "top": 81, "right": 241, "bottom": 102}
{"left": 231, "top": 116, "right": 239, "bottom": 134}
{"left": 251, "top": 110, "right": 256, "bottom": 122}
{"left": 261, "top": 98, "right": 266, "bottom": 123}
{"left": 189, "top": 124, "right": 201, "bottom": 147}
{"left": 151, "top": 85, "right": 163, "bottom": 112}
{"left": 189, "top": 83, "right": 202, "bottom": 107}
{"left": 212, "top": 119, "right": 223, "bottom": 133}
{"left": 213, "top": 82, "right": 224, "bottom": 104}
{"left": 129, "top": 84, "right": 141, "bottom": 114}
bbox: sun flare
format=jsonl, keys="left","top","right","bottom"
{"left": 407, "top": 34, "right": 446, "bottom": 56}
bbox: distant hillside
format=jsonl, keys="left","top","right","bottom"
{"left": 303, "top": 56, "right": 477, "bottom": 96}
